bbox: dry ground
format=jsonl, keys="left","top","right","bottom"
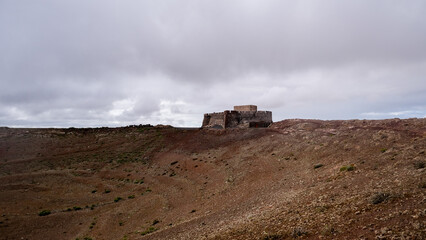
{"left": 0, "top": 118, "right": 425, "bottom": 240}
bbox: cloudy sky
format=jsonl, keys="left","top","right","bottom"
{"left": 1, "top": 0, "right": 425, "bottom": 127}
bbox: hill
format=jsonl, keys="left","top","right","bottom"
{"left": 0, "top": 118, "right": 425, "bottom": 239}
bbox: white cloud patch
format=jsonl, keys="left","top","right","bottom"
{"left": 109, "top": 99, "right": 136, "bottom": 117}
{"left": 361, "top": 110, "right": 425, "bottom": 119}
{"left": 150, "top": 100, "right": 199, "bottom": 127}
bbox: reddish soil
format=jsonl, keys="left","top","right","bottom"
{"left": 0, "top": 118, "right": 425, "bottom": 240}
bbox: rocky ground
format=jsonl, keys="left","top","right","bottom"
{"left": 0, "top": 118, "right": 425, "bottom": 240}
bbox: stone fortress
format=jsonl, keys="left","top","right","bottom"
{"left": 202, "top": 105, "right": 272, "bottom": 129}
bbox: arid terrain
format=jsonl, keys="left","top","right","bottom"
{"left": 0, "top": 118, "right": 425, "bottom": 240}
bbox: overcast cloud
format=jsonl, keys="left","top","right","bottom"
{"left": 1, "top": 0, "right": 425, "bottom": 127}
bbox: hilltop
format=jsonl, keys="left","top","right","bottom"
{"left": 0, "top": 118, "right": 425, "bottom": 239}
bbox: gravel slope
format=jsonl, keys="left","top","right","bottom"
{"left": 0, "top": 118, "right": 424, "bottom": 240}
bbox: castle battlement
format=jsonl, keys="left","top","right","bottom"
{"left": 202, "top": 105, "right": 272, "bottom": 129}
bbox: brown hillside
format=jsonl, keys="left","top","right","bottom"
{"left": 0, "top": 119, "right": 425, "bottom": 240}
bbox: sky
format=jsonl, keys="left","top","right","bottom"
{"left": 1, "top": 0, "right": 425, "bottom": 127}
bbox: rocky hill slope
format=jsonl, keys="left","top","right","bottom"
{"left": 0, "top": 119, "right": 425, "bottom": 239}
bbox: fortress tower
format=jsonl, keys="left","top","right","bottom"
{"left": 202, "top": 105, "right": 272, "bottom": 129}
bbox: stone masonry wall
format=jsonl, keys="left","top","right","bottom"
{"left": 234, "top": 105, "right": 257, "bottom": 111}
{"left": 202, "top": 112, "right": 226, "bottom": 129}
{"left": 238, "top": 111, "right": 272, "bottom": 123}
{"left": 202, "top": 106, "right": 272, "bottom": 129}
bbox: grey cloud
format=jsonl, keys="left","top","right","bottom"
{"left": 0, "top": 0, "right": 425, "bottom": 127}
{"left": 3, "top": 1, "right": 426, "bottom": 81}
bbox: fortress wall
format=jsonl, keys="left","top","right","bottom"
{"left": 202, "top": 108, "right": 272, "bottom": 129}
{"left": 224, "top": 111, "right": 241, "bottom": 128}
{"left": 238, "top": 111, "right": 256, "bottom": 123}
{"left": 202, "top": 114, "right": 211, "bottom": 127}
{"left": 234, "top": 105, "right": 257, "bottom": 111}
{"left": 202, "top": 112, "right": 225, "bottom": 128}
{"left": 239, "top": 111, "right": 272, "bottom": 124}
{"left": 256, "top": 111, "right": 272, "bottom": 122}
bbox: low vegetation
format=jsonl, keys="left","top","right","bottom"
{"left": 292, "top": 227, "right": 308, "bottom": 238}
{"left": 38, "top": 210, "right": 51, "bottom": 216}
{"left": 340, "top": 164, "right": 355, "bottom": 172}
{"left": 141, "top": 227, "right": 157, "bottom": 236}
{"left": 89, "top": 221, "right": 96, "bottom": 229}
{"left": 314, "top": 163, "right": 324, "bottom": 169}
{"left": 413, "top": 161, "right": 425, "bottom": 169}
{"left": 262, "top": 234, "right": 284, "bottom": 240}
{"left": 371, "top": 192, "right": 391, "bottom": 204}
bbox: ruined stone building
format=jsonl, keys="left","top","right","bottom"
{"left": 202, "top": 105, "right": 272, "bottom": 129}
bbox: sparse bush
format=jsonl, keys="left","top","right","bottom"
{"left": 38, "top": 210, "right": 51, "bottom": 216}
{"left": 314, "top": 164, "right": 324, "bottom": 169}
{"left": 340, "top": 164, "right": 355, "bottom": 172}
{"left": 114, "top": 197, "right": 122, "bottom": 203}
{"left": 104, "top": 189, "right": 111, "bottom": 193}
{"left": 321, "top": 225, "right": 336, "bottom": 236}
{"left": 315, "top": 205, "right": 330, "bottom": 213}
{"left": 152, "top": 219, "right": 159, "bottom": 225}
{"left": 128, "top": 195, "right": 135, "bottom": 199}
{"left": 414, "top": 161, "right": 425, "bottom": 169}
{"left": 292, "top": 227, "right": 307, "bottom": 238}
{"left": 263, "top": 234, "right": 284, "bottom": 240}
{"left": 134, "top": 179, "right": 144, "bottom": 184}
{"left": 371, "top": 192, "right": 390, "bottom": 204}
{"left": 141, "top": 227, "right": 157, "bottom": 236}
{"left": 73, "top": 206, "right": 82, "bottom": 211}
{"left": 89, "top": 222, "right": 95, "bottom": 229}
{"left": 91, "top": 190, "right": 97, "bottom": 193}
{"left": 381, "top": 148, "right": 387, "bottom": 153}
